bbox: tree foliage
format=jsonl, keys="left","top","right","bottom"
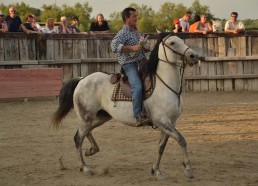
{"left": 0, "top": 1, "right": 257, "bottom": 32}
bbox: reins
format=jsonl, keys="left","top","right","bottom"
{"left": 156, "top": 35, "right": 189, "bottom": 98}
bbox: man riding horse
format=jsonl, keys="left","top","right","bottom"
{"left": 111, "top": 7, "right": 150, "bottom": 126}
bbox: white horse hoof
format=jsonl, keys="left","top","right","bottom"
{"left": 185, "top": 169, "right": 194, "bottom": 179}
{"left": 151, "top": 168, "right": 168, "bottom": 181}
{"left": 83, "top": 169, "right": 94, "bottom": 176}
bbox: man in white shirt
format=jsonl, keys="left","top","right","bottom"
{"left": 179, "top": 11, "right": 192, "bottom": 32}
{"left": 224, "top": 12, "right": 245, "bottom": 34}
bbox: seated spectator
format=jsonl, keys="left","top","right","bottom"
{"left": 5, "top": 6, "right": 22, "bottom": 32}
{"left": 179, "top": 11, "right": 192, "bottom": 32}
{"left": 69, "top": 16, "right": 80, "bottom": 33}
{"left": 0, "top": 11, "right": 8, "bottom": 32}
{"left": 193, "top": 14, "right": 212, "bottom": 34}
{"left": 42, "top": 18, "right": 58, "bottom": 33}
{"left": 189, "top": 15, "right": 200, "bottom": 33}
{"left": 225, "top": 12, "right": 245, "bottom": 34}
{"left": 21, "top": 14, "right": 39, "bottom": 34}
{"left": 173, "top": 18, "right": 182, "bottom": 33}
{"left": 89, "top": 13, "right": 110, "bottom": 34}
{"left": 31, "top": 14, "right": 42, "bottom": 32}
{"left": 58, "top": 16, "right": 73, "bottom": 33}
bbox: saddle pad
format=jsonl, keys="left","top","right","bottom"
{"left": 111, "top": 75, "right": 156, "bottom": 102}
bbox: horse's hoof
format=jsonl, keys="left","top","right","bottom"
{"left": 151, "top": 168, "right": 168, "bottom": 181}
{"left": 83, "top": 169, "right": 94, "bottom": 176}
{"left": 84, "top": 147, "right": 99, "bottom": 156}
{"left": 185, "top": 169, "right": 194, "bottom": 179}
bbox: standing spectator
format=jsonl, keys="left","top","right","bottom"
{"left": 89, "top": 13, "right": 110, "bottom": 34}
{"left": 193, "top": 14, "right": 212, "bottom": 34}
{"left": 173, "top": 18, "right": 182, "bottom": 33}
{"left": 21, "top": 14, "right": 39, "bottom": 34}
{"left": 0, "top": 11, "right": 8, "bottom": 32}
{"left": 5, "top": 6, "right": 22, "bottom": 32}
{"left": 225, "top": 12, "right": 245, "bottom": 34}
{"left": 69, "top": 16, "right": 80, "bottom": 33}
{"left": 31, "top": 14, "right": 42, "bottom": 32}
{"left": 179, "top": 11, "right": 192, "bottom": 32}
{"left": 42, "top": 18, "right": 58, "bottom": 33}
{"left": 189, "top": 15, "right": 200, "bottom": 33}
{"left": 111, "top": 7, "right": 150, "bottom": 126}
{"left": 58, "top": 16, "right": 73, "bottom": 33}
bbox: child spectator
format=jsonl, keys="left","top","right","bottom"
{"left": 173, "top": 18, "right": 182, "bottom": 33}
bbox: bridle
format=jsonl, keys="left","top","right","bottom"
{"left": 156, "top": 34, "right": 190, "bottom": 98}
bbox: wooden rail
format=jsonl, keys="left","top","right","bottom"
{"left": 1, "top": 32, "right": 258, "bottom": 92}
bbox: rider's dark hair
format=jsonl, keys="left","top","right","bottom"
{"left": 122, "top": 7, "right": 136, "bottom": 22}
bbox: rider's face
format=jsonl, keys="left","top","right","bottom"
{"left": 127, "top": 11, "right": 137, "bottom": 28}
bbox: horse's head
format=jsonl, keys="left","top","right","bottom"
{"left": 160, "top": 35, "right": 199, "bottom": 67}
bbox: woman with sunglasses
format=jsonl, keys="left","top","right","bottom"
{"left": 225, "top": 12, "right": 245, "bottom": 34}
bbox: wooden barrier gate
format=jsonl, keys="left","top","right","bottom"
{"left": 0, "top": 68, "right": 63, "bottom": 99}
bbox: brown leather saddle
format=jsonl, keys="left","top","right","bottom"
{"left": 110, "top": 58, "right": 156, "bottom": 102}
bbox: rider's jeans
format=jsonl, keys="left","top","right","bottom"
{"left": 122, "top": 62, "right": 143, "bottom": 118}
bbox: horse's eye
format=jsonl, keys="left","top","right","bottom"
{"left": 170, "top": 41, "right": 175, "bottom": 45}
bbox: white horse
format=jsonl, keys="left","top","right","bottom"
{"left": 52, "top": 33, "right": 199, "bottom": 180}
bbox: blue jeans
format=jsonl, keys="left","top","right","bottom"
{"left": 122, "top": 62, "right": 143, "bottom": 118}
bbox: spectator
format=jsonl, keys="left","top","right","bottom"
{"left": 193, "top": 14, "right": 212, "bottom": 34}
{"left": 89, "top": 13, "right": 110, "bottom": 34}
{"left": 58, "top": 16, "right": 73, "bottom": 33}
{"left": 173, "top": 18, "right": 182, "bottom": 33}
{"left": 189, "top": 15, "right": 200, "bottom": 33}
{"left": 31, "top": 14, "right": 42, "bottom": 32}
{"left": 225, "top": 12, "right": 245, "bottom": 34}
{"left": 42, "top": 18, "right": 58, "bottom": 33}
{"left": 21, "top": 14, "right": 39, "bottom": 34}
{"left": 69, "top": 16, "right": 80, "bottom": 33}
{"left": 0, "top": 11, "right": 8, "bottom": 32}
{"left": 5, "top": 6, "right": 22, "bottom": 32}
{"left": 179, "top": 11, "right": 192, "bottom": 32}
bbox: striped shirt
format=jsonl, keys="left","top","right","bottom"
{"left": 111, "top": 25, "right": 144, "bottom": 65}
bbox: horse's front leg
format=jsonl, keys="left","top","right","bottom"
{"left": 151, "top": 131, "right": 169, "bottom": 180}
{"left": 157, "top": 121, "right": 194, "bottom": 179}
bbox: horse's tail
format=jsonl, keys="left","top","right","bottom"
{"left": 51, "top": 78, "right": 81, "bottom": 130}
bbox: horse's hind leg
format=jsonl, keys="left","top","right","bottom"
{"left": 156, "top": 122, "right": 194, "bottom": 179}
{"left": 151, "top": 131, "right": 169, "bottom": 180}
{"left": 74, "top": 111, "right": 112, "bottom": 175}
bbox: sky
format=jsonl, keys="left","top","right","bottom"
{"left": 0, "top": 0, "right": 257, "bottom": 20}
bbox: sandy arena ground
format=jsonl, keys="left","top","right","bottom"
{"left": 0, "top": 92, "right": 258, "bottom": 186}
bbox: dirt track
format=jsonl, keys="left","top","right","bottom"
{"left": 0, "top": 92, "right": 258, "bottom": 186}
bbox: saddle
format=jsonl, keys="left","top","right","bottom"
{"left": 110, "top": 58, "right": 156, "bottom": 102}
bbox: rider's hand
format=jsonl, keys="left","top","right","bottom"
{"left": 132, "top": 44, "right": 142, "bottom": 52}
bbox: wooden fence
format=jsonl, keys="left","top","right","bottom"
{"left": 1, "top": 32, "right": 258, "bottom": 92}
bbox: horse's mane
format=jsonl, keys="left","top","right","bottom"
{"left": 145, "top": 32, "right": 171, "bottom": 75}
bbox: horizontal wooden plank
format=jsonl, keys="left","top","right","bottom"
{"left": 0, "top": 68, "right": 63, "bottom": 99}
{"left": 203, "top": 56, "right": 258, "bottom": 62}
{"left": 81, "top": 58, "right": 117, "bottom": 63}
{"left": 0, "top": 60, "right": 38, "bottom": 65}
{"left": 184, "top": 74, "right": 258, "bottom": 80}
